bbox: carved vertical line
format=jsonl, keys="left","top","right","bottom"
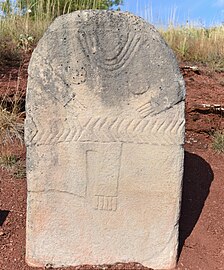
{"left": 107, "top": 197, "right": 112, "bottom": 211}
{"left": 115, "top": 143, "right": 123, "bottom": 209}
{"left": 94, "top": 195, "right": 99, "bottom": 210}
{"left": 103, "top": 196, "right": 108, "bottom": 210}
{"left": 112, "top": 197, "right": 118, "bottom": 211}
{"left": 99, "top": 196, "right": 104, "bottom": 210}
{"left": 85, "top": 150, "right": 89, "bottom": 199}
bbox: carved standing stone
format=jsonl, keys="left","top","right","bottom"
{"left": 25, "top": 10, "right": 185, "bottom": 269}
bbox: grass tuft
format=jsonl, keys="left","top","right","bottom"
{"left": 0, "top": 92, "right": 25, "bottom": 144}
{"left": 161, "top": 25, "right": 224, "bottom": 70}
{"left": 0, "top": 106, "right": 24, "bottom": 143}
{"left": 0, "top": 153, "right": 26, "bottom": 179}
{"left": 212, "top": 130, "right": 224, "bottom": 153}
{"left": 0, "top": 154, "right": 19, "bottom": 169}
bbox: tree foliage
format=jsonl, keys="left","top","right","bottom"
{"left": 1, "top": 0, "right": 123, "bottom": 17}
{"left": 0, "top": 0, "right": 13, "bottom": 15}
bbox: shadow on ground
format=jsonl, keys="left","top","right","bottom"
{"left": 0, "top": 210, "right": 10, "bottom": 226}
{"left": 178, "top": 151, "right": 214, "bottom": 256}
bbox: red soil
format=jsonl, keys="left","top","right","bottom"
{"left": 0, "top": 59, "right": 223, "bottom": 270}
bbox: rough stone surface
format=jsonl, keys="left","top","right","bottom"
{"left": 25, "top": 10, "right": 185, "bottom": 270}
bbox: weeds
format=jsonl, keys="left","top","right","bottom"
{"left": 161, "top": 25, "right": 224, "bottom": 70}
{"left": 0, "top": 105, "right": 24, "bottom": 144}
{"left": 0, "top": 1, "right": 224, "bottom": 70}
{"left": 212, "top": 130, "right": 224, "bottom": 153}
{"left": 0, "top": 154, "right": 18, "bottom": 169}
{"left": 13, "top": 162, "right": 26, "bottom": 178}
{"left": 0, "top": 1, "right": 122, "bottom": 68}
{"left": 0, "top": 68, "right": 25, "bottom": 145}
{"left": 17, "top": 33, "right": 34, "bottom": 52}
{"left": 0, "top": 153, "right": 26, "bottom": 179}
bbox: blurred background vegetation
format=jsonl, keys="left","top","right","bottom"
{"left": 0, "top": 0, "right": 224, "bottom": 70}
{"left": 0, "top": 0, "right": 123, "bottom": 65}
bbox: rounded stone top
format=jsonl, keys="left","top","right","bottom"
{"left": 28, "top": 10, "right": 185, "bottom": 118}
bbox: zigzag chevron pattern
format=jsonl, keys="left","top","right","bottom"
{"left": 27, "top": 116, "right": 185, "bottom": 146}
